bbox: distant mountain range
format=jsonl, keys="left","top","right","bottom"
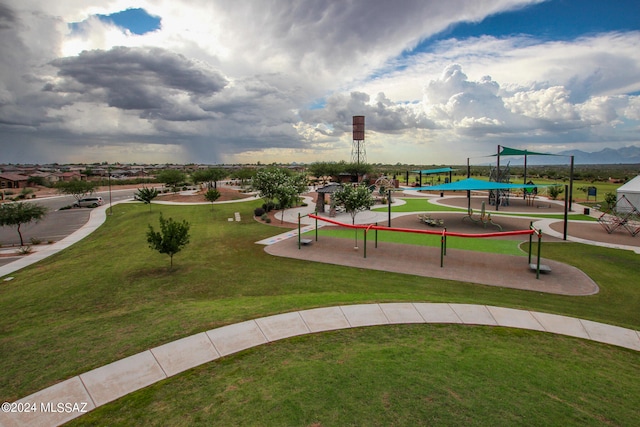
{"left": 519, "top": 146, "right": 640, "bottom": 165}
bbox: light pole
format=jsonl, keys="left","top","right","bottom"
{"left": 108, "top": 165, "right": 113, "bottom": 216}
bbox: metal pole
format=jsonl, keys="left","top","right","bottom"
{"left": 363, "top": 229, "right": 367, "bottom": 258}
{"left": 569, "top": 155, "right": 575, "bottom": 212}
{"left": 375, "top": 226, "right": 378, "bottom": 248}
{"left": 536, "top": 231, "right": 542, "bottom": 280}
{"left": 298, "top": 213, "right": 301, "bottom": 249}
{"left": 467, "top": 157, "right": 471, "bottom": 212}
{"left": 315, "top": 213, "right": 318, "bottom": 241}
{"left": 523, "top": 154, "right": 528, "bottom": 200}
{"left": 496, "top": 145, "right": 501, "bottom": 211}
{"left": 108, "top": 165, "right": 113, "bottom": 216}
{"left": 388, "top": 189, "right": 392, "bottom": 227}
{"left": 440, "top": 229, "right": 445, "bottom": 268}
{"left": 528, "top": 221, "right": 533, "bottom": 265}
{"left": 563, "top": 184, "right": 569, "bottom": 241}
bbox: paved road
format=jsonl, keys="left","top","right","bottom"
{"left": 0, "top": 188, "right": 138, "bottom": 265}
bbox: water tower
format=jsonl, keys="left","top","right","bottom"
{"left": 351, "top": 115, "right": 366, "bottom": 165}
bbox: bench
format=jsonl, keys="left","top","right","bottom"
{"left": 300, "top": 238, "right": 313, "bottom": 245}
{"left": 529, "top": 263, "right": 551, "bottom": 273}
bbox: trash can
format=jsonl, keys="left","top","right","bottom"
{"left": 583, "top": 208, "right": 590, "bottom": 215}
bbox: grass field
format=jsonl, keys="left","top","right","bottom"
{"left": 1, "top": 200, "right": 639, "bottom": 425}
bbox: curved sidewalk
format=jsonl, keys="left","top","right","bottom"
{"left": 2, "top": 302, "right": 639, "bottom": 427}
{"left": 0, "top": 204, "right": 112, "bottom": 278}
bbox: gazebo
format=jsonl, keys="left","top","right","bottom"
{"left": 315, "top": 183, "right": 342, "bottom": 215}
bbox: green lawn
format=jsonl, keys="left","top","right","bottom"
{"left": 309, "top": 227, "right": 526, "bottom": 256}
{"left": 1, "top": 201, "right": 639, "bottom": 424}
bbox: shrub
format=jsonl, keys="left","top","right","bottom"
{"left": 261, "top": 213, "right": 268, "bottom": 221}
{"left": 265, "top": 217, "right": 271, "bottom": 223}
{"left": 16, "top": 246, "right": 32, "bottom": 255}
{"left": 548, "top": 186, "right": 564, "bottom": 200}
{"left": 254, "top": 207, "right": 265, "bottom": 217}
{"left": 30, "top": 237, "right": 42, "bottom": 245}
{"left": 262, "top": 202, "right": 276, "bottom": 212}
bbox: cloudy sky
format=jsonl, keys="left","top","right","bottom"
{"left": 1, "top": 0, "right": 640, "bottom": 165}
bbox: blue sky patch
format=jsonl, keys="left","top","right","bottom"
{"left": 410, "top": 0, "right": 640, "bottom": 56}
{"left": 70, "top": 8, "right": 161, "bottom": 35}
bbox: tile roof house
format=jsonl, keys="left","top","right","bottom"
{"left": 0, "top": 173, "right": 30, "bottom": 189}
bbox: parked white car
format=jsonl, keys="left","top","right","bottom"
{"left": 73, "top": 197, "right": 103, "bottom": 208}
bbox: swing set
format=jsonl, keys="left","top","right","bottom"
{"left": 297, "top": 213, "right": 547, "bottom": 279}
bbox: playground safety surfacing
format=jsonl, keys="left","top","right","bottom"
{"left": 265, "top": 236, "right": 598, "bottom": 296}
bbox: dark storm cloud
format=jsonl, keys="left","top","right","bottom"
{"left": 48, "top": 46, "right": 228, "bottom": 116}
{"left": 0, "top": 3, "right": 16, "bottom": 30}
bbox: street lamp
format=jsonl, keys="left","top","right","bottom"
{"left": 108, "top": 164, "right": 113, "bottom": 216}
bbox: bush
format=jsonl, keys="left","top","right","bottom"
{"left": 30, "top": 237, "right": 42, "bottom": 245}
{"left": 265, "top": 217, "right": 271, "bottom": 223}
{"left": 261, "top": 213, "right": 268, "bottom": 221}
{"left": 16, "top": 246, "right": 32, "bottom": 255}
{"left": 254, "top": 207, "right": 265, "bottom": 217}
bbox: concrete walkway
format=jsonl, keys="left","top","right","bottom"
{"left": 0, "top": 203, "right": 112, "bottom": 278}
{"left": 2, "top": 302, "right": 639, "bottom": 427}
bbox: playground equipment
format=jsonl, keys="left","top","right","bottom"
{"left": 462, "top": 201, "right": 502, "bottom": 231}
{"left": 299, "top": 214, "right": 546, "bottom": 279}
{"left": 417, "top": 214, "right": 444, "bottom": 227}
{"left": 489, "top": 162, "right": 511, "bottom": 207}
{"left": 597, "top": 195, "right": 640, "bottom": 237}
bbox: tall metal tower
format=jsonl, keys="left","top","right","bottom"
{"left": 351, "top": 115, "right": 366, "bottom": 165}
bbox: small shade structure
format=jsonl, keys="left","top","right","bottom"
{"left": 490, "top": 145, "right": 574, "bottom": 211}
{"left": 408, "top": 177, "right": 568, "bottom": 239}
{"left": 409, "top": 178, "right": 541, "bottom": 193}
{"left": 407, "top": 167, "right": 457, "bottom": 186}
{"left": 408, "top": 178, "right": 559, "bottom": 213}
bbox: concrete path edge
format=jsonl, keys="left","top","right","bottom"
{"left": 2, "top": 302, "right": 639, "bottom": 427}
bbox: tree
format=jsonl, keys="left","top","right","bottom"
{"left": 334, "top": 183, "right": 374, "bottom": 248}
{"left": 204, "top": 188, "right": 221, "bottom": 211}
{"left": 333, "top": 183, "right": 375, "bottom": 224}
{"left": 308, "top": 162, "right": 344, "bottom": 184}
{"left": 146, "top": 214, "right": 191, "bottom": 269}
{"left": 156, "top": 169, "right": 185, "bottom": 191}
{"left": 252, "top": 167, "right": 290, "bottom": 211}
{"left": 0, "top": 202, "right": 48, "bottom": 246}
{"left": 276, "top": 172, "right": 309, "bottom": 222}
{"left": 344, "top": 162, "right": 373, "bottom": 181}
{"left": 208, "top": 168, "right": 227, "bottom": 188}
{"left": 192, "top": 168, "right": 227, "bottom": 189}
{"left": 231, "top": 167, "right": 255, "bottom": 187}
{"left": 604, "top": 192, "right": 617, "bottom": 211}
{"left": 135, "top": 186, "right": 159, "bottom": 211}
{"left": 55, "top": 180, "right": 98, "bottom": 202}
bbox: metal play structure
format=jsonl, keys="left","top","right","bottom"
{"left": 298, "top": 213, "right": 548, "bottom": 279}
{"left": 597, "top": 195, "right": 640, "bottom": 237}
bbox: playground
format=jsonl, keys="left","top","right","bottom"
{"left": 266, "top": 194, "right": 603, "bottom": 296}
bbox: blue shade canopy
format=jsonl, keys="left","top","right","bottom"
{"left": 410, "top": 167, "right": 457, "bottom": 174}
{"left": 407, "top": 178, "right": 555, "bottom": 192}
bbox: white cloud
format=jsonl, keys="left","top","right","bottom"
{"left": 1, "top": 0, "right": 639, "bottom": 165}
